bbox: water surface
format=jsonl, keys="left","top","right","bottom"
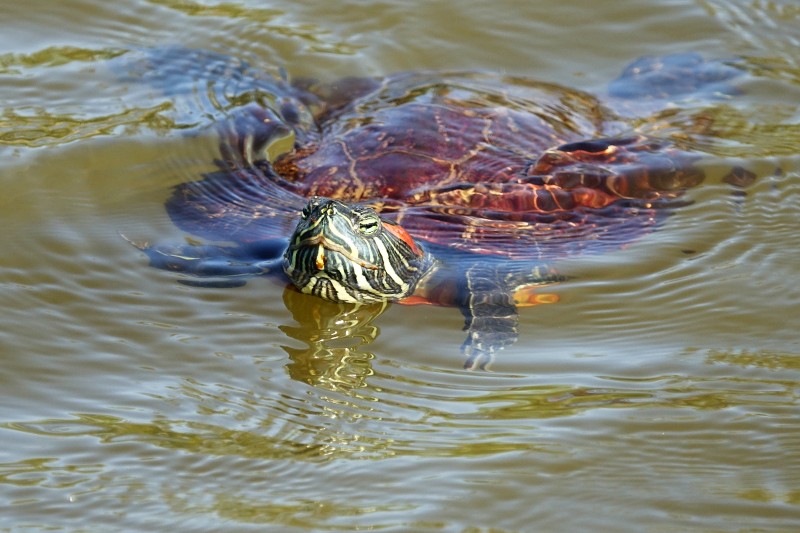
{"left": 1, "top": 0, "right": 799, "bottom": 531}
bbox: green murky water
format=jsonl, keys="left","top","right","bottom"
{"left": 1, "top": 1, "right": 799, "bottom": 531}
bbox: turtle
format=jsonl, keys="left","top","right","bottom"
{"left": 121, "top": 47, "right": 743, "bottom": 369}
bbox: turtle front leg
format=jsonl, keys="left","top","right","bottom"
{"left": 458, "top": 264, "right": 562, "bottom": 370}
{"left": 124, "top": 235, "right": 285, "bottom": 287}
{"left": 459, "top": 288, "right": 519, "bottom": 371}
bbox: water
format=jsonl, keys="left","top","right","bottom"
{"left": 1, "top": 0, "right": 799, "bottom": 531}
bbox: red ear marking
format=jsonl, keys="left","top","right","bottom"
{"left": 382, "top": 222, "right": 422, "bottom": 256}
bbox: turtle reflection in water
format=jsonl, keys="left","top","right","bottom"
{"left": 124, "top": 48, "right": 743, "bottom": 369}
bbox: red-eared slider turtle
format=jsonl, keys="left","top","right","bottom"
{"left": 122, "top": 48, "right": 742, "bottom": 369}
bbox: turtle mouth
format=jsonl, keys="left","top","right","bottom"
{"left": 288, "top": 233, "right": 381, "bottom": 271}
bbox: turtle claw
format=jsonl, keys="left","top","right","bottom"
{"left": 119, "top": 233, "right": 150, "bottom": 251}
{"left": 462, "top": 349, "right": 494, "bottom": 371}
{"left": 460, "top": 320, "right": 512, "bottom": 371}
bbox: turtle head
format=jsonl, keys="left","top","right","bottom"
{"left": 283, "top": 197, "right": 430, "bottom": 303}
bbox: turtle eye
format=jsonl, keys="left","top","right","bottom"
{"left": 300, "top": 203, "right": 313, "bottom": 220}
{"left": 357, "top": 212, "right": 381, "bottom": 236}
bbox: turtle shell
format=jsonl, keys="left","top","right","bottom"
{"left": 162, "top": 56, "right": 711, "bottom": 263}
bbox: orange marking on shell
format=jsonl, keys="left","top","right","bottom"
{"left": 573, "top": 188, "right": 617, "bottom": 209}
{"left": 382, "top": 221, "right": 422, "bottom": 256}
